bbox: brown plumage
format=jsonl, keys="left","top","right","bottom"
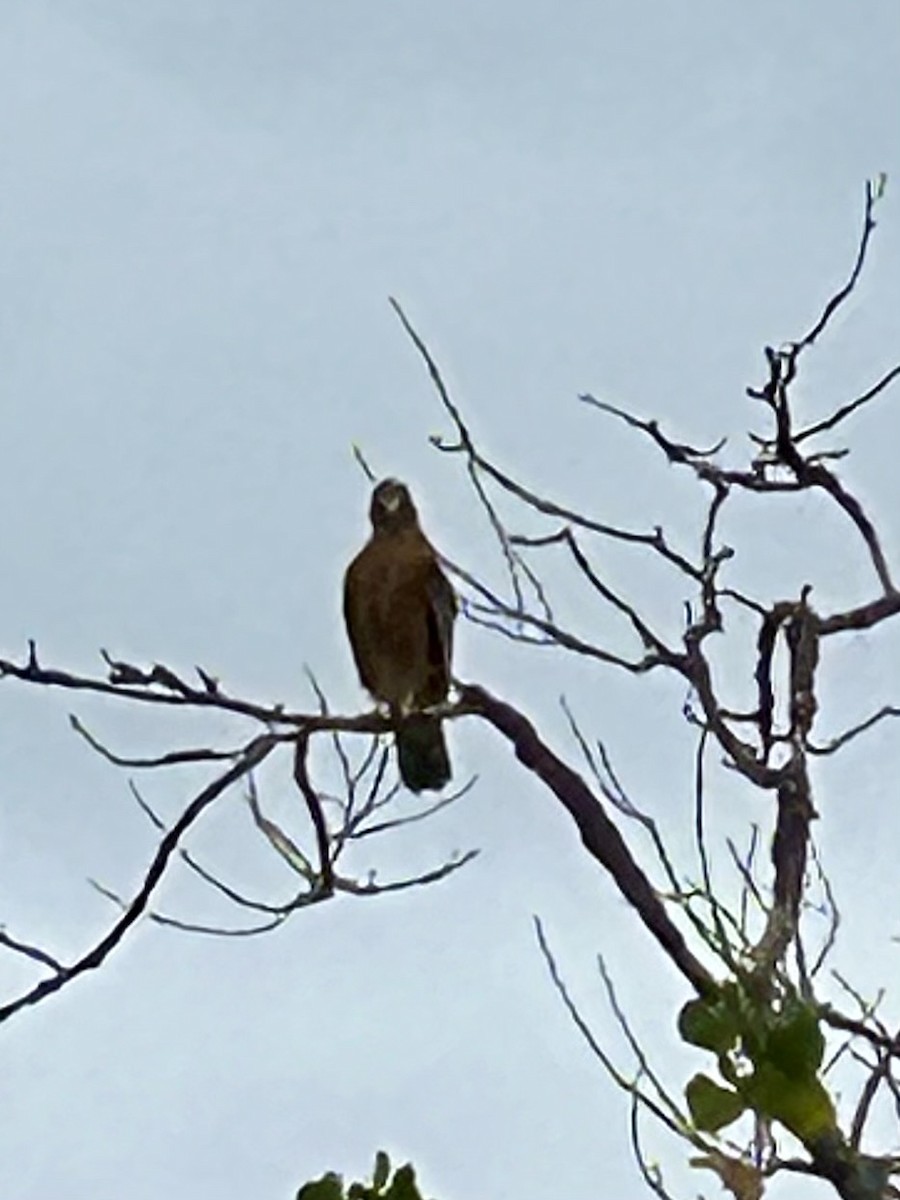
{"left": 343, "top": 478, "right": 456, "bottom": 792}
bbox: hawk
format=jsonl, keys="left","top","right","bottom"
{"left": 343, "top": 478, "right": 457, "bottom": 792}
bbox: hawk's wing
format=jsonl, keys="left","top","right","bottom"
{"left": 342, "top": 545, "right": 383, "bottom": 700}
{"left": 425, "top": 556, "right": 456, "bottom": 689}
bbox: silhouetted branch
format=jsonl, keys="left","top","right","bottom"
{"left": 534, "top": 916, "right": 704, "bottom": 1157}
{"left": 561, "top": 699, "right": 734, "bottom": 966}
{"left": 795, "top": 363, "right": 900, "bottom": 445}
{"left": 464, "top": 684, "right": 716, "bottom": 996}
{"left": 70, "top": 713, "right": 241, "bottom": 767}
{"left": 0, "top": 644, "right": 393, "bottom": 732}
{"left": 465, "top": 598, "right": 662, "bottom": 671}
{"left": 392, "top": 299, "right": 704, "bottom": 583}
{"left": 335, "top": 851, "right": 480, "bottom": 895}
{"left": 850, "top": 1035, "right": 899, "bottom": 1149}
{"left": 818, "top": 593, "right": 900, "bottom": 635}
{"left": 294, "top": 732, "right": 334, "bottom": 894}
{"left": 0, "top": 929, "right": 64, "bottom": 973}
{"left": 791, "top": 176, "right": 880, "bottom": 355}
{"left": 0, "top": 732, "right": 277, "bottom": 1024}
{"left": 389, "top": 295, "right": 532, "bottom": 612}
{"left": 808, "top": 705, "right": 900, "bottom": 755}
{"left": 346, "top": 779, "right": 474, "bottom": 841}
{"left": 804, "top": 841, "right": 840, "bottom": 981}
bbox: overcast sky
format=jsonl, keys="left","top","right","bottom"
{"left": 2, "top": 3, "right": 900, "bottom": 1199}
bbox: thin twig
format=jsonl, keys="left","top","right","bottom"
{"left": 808, "top": 706, "right": 900, "bottom": 755}
{"left": 0, "top": 930, "right": 64, "bottom": 973}
{"left": 0, "top": 733, "right": 278, "bottom": 1024}
{"left": 70, "top": 714, "right": 240, "bottom": 767}
{"left": 790, "top": 178, "right": 880, "bottom": 354}
{"left": 533, "top": 917, "right": 696, "bottom": 1140}
{"left": 795, "top": 364, "right": 900, "bottom": 445}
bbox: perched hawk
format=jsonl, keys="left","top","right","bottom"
{"left": 343, "top": 478, "right": 457, "bottom": 792}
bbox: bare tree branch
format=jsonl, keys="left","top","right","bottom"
{"left": 0, "top": 733, "right": 278, "bottom": 1024}
{"left": 808, "top": 705, "right": 900, "bottom": 755}
{"left": 790, "top": 176, "right": 880, "bottom": 355}
{"left": 0, "top": 929, "right": 64, "bottom": 973}
{"left": 463, "top": 684, "right": 716, "bottom": 996}
{"left": 795, "top": 363, "right": 900, "bottom": 445}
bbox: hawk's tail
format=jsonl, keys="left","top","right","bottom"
{"left": 396, "top": 713, "right": 451, "bottom": 793}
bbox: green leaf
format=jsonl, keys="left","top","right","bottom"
{"left": 766, "top": 1000, "right": 824, "bottom": 1080}
{"left": 297, "top": 1173, "right": 346, "bottom": 1200}
{"left": 385, "top": 1164, "right": 424, "bottom": 1200}
{"left": 678, "top": 994, "right": 740, "bottom": 1055}
{"left": 743, "top": 1063, "right": 836, "bottom": 1141}
{"left": 685, "top": 1073, "right": 747, "bottom": 1132}
{"left": 373, "top": 1151, "right": 391, "bottom": 1192}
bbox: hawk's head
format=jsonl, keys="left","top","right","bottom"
{"left": 370, "top": 478, "right": 419, "bottom": 534}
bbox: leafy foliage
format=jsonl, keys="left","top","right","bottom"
{"left": 296, "top": 1152, "right": 432, "bottom": 1200}
{"left": 680, "top": 985, "right": 835, "bottom": 1142}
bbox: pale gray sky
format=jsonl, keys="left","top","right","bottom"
{"left": 2, "top": 3, "right": 899, "bottom": 1198}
